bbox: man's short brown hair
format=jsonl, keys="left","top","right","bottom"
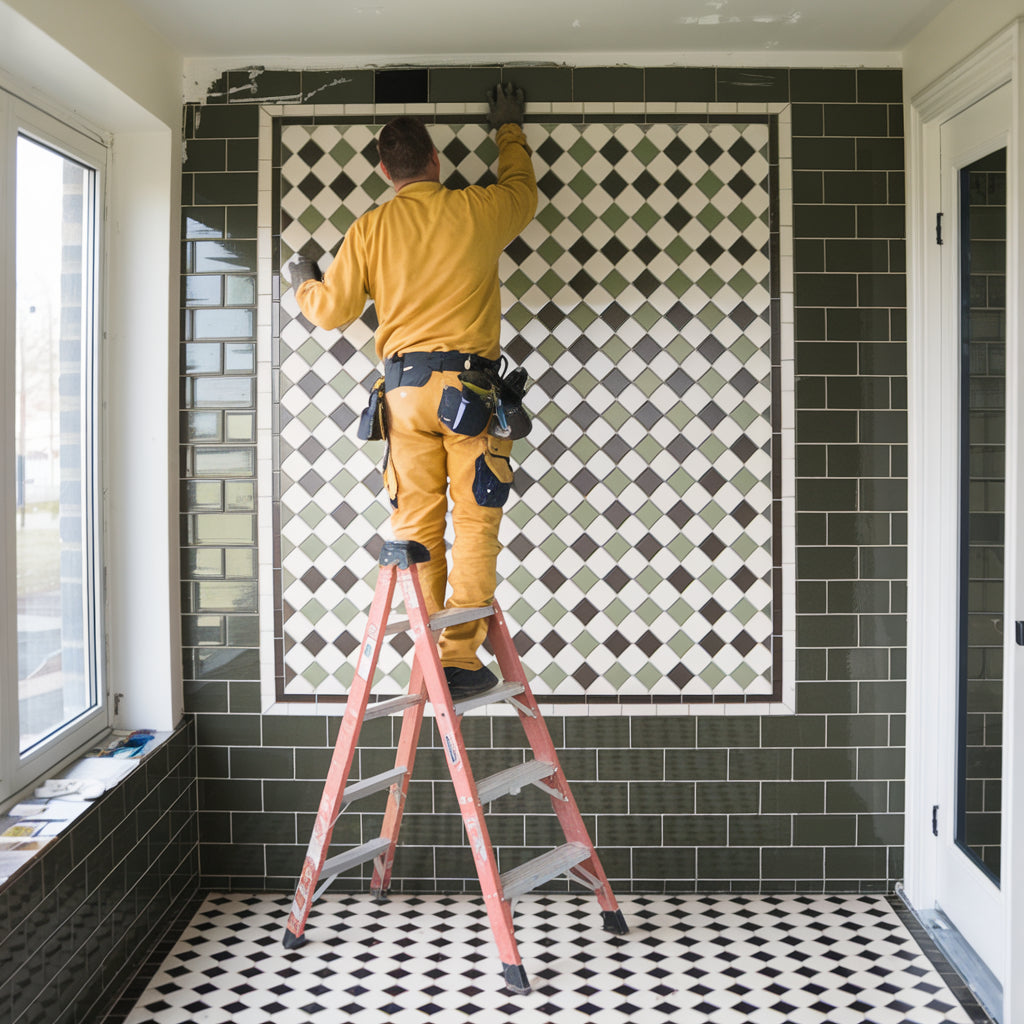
{"left": 377, "top": 116, "right": 435, "bottom": 181}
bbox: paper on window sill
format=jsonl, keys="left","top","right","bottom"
{"left": 63, "top": 756, "right": 138, "bottom": 787}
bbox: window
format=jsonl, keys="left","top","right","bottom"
{"left": 1, "top": 93, "right": 107, "bottom": 802}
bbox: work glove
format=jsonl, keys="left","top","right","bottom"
{"left": 487, "top": 82, "right": 526, "bottom": 130}
{"left": 286, "top": 255, "right": 322, "bottom": 291}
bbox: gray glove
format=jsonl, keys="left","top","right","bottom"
{"left": 287, "top": 255, "right": 321, "bottom": 290}
{"left": 487, "top": 82, "right": 525, "bottom": 130}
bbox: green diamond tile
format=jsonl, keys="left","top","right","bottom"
{"left": 729, "top": 203, "right": 758, "bottom": 231}
{"left": 697, "top": 170, "right": 724, "bottom": 198}
{"left": 697, "top": 302, "right": 727, "bottom": 329}
{"left": 540, "top": 663, "right": 568, "bottom": 686}
{"left": 701, "top": 436, "right": 728, "bottom": 461}
{"left": 571, "top": 502, "right": 600, "bottom": 528}
{"left": 298, "top": 206, "right": 326, "bottom": 233}
{"left": 301, "top": 598, "right": 327, "bottom": 624}
{"left": 633, "top": 203, "right": 660, "bottom": 232}
{"left": 506, "top": 269, "right": 533, "bottom": 299}
{"left": 568, "top": 302, "right": 598, "bottom": 330}
{"left": 568, "top": 136, "right": 596, "bottom": 164}
{"left": 605, "top": 663, "right": 630, "bottom": 687}
{"left": 603, "top": 403, "right": 631, "bottom": 430}
{"left": 702, "top": 663, "right": 726, "bottom": 687}
{"left": 537, "top": 269, "right": 563, "bottom": 298}
{"left": 303, "top": 662, "right": 329, "bottom": 686}
{"left": 603, "top": 335, "right": 630, "bottom": 362}
{"left": 539, "top": 534, "right": 567, "bottom": 559}
{"left": 298, "top": 505, "right": 326, "bottom": 529}
{"left": 733, "top": 663, "right": 758, "bottom": 689}
{"left": 505, "top": 302, "right": 533, "bottom": 330}
{"left": 605, "top": 535, "right": 631, "bottom": 560}
{"left": 697, "top": 204, "right": 726, "bottom": 232}
{"left": 328, "top": 207, "right": 358, "bottom": 233}
{"left": 537, "top": 203, "right": 567, "bottom": 230}
{"left": 665, "top": 237, "right": 693, "bottom": 263}
{"left": 539, "top": 467, "right": 569, "bottom": 493}
{"left": 600, "top": 205, "right": 629, "bottom": 232}
{"left": 567, "top": 204, "right": 596, "bottom": 232}
{"left": 637, "top": 663, "right": 662, "bottom": 690}
{"left": 636, "top": 502, "right": 662, "bottom": 529}
{"left": 633, "top": 136, "right": 660, "bottom": 166}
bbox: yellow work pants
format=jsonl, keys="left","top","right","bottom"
{"left": 384, "top": 371, "right": 512, "bottom": 670}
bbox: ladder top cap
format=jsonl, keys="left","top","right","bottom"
{"left": 379, "top": 540, "right": 431, "bottom": 568}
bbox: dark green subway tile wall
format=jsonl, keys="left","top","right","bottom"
{"left": 181, "top": 65, "right": 907, "bottom": 895}
{"left": 0, "top": 720, "right": 198, "bottom": 1024}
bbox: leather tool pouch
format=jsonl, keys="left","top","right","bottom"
{"left": 489, "top": 365, "right": 532, "bottom": 440}
{"left": 357, "top": 376, "right": 387, "bottom": 441}
{"left": 438, "top": 383, "right": 492, "bottom": 436}
{"left": 473, "top": 436, "right": 515, "bottom": 507}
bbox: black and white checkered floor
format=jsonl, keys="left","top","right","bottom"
{"left": 119, "top": 892, "right": 991, "bottom": 1024}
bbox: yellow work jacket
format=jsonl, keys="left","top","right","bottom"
{"left": 295, "top": 122, "right": 537, "bottom": 363}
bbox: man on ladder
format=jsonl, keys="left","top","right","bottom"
{"left": 283, "top": 87, "right": 628, "bottom": 994}
{"left": 288, "top": 82, "right": 537, "bottom": 701}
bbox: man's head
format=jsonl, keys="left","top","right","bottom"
{"left": 378, "top": 116, "right": 438, "bottom": 186}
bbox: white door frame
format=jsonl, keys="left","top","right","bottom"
{"left": 905, "top": 20, "right": 1023, "bottom": 1023}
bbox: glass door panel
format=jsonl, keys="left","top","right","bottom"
{"left": 957, "top": 148, "right": 1006, "bottom": 881}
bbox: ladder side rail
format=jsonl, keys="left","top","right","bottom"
{"left": 370, "top": 657, "right": 428, "bottom": 898}
{"left": 395, "top": 566, "right": 529, "bottom": 990}
{"left": 486, "top": 602, "right": 625, "bottom": 921}
{"left": 283, "top": 565, "right": 398, "bottom": 945}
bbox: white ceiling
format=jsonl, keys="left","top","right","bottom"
{"left": 129, "top": 0, "right": 955, "bottom": 64}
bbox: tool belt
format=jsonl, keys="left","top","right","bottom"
{"left": 364, "top": 350, "right": 531, "bottom": 441}
{"left": 383, "top": 350, "right": 500, "bottom": 391}
{"left": 358, "top": 350, "right": 503, "bottom": 441}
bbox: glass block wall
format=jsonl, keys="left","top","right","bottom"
{"left": 181, "top": 65, "right": 908, "bottom": 894}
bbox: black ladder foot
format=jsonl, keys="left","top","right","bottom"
{"left": 602, "top": 909, "right": 629, "bottom": 935}
{"left": 502, "top": 962, "right": 531, "bottom": 995}
{"left": 282, "top": 928, "right": 307, "bottom": 950}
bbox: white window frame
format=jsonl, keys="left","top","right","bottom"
{"left": 0, "top": 89, "right": 110, "bottom": 803}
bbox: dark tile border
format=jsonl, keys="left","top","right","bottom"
{"left": 886, "top": 894, "right": 996, "bottom": 1024}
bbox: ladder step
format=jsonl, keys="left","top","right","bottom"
{"left": 321, "top": 836, "right": 392, "bottom": 878}
{"left": 364, "top": 693, "right": 424, "bottom": 720}
{"left": 385, "top": 605, "right": 494, "bottom": 635}
{"left": 477, "top": 759, "right": 555, "bottom": 805}
{"left": 342, "top": 767, "right": 407, "bottom": 807}
{"left": 500, "top": 842, "right": 591, "bottom": 902}
{"left": 453, "top": 681, "right": 524, "bottom": 716}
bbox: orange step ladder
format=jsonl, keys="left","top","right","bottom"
{"left": 282, "top": 539, "right": 628, "bottom": 994}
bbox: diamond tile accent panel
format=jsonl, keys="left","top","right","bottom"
{"left": 122, "top": 893, "right": 978, "bottom": 1024}
{"left": 276, "top": 119, "right": 780, "bottom": 704}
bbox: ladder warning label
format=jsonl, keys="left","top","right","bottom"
{"left": 444, "top": 736, "right": 459, "bottom": 765}
{"left": 356, "top": 626, "right": 377, "bottom": 679}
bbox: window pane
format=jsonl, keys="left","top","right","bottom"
{"left": 16, "top": 135, "right": 96, "bottom": 753}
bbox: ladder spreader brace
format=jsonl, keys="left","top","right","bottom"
{"left": 281, "top": 539, "right": 628, "bottom": 994}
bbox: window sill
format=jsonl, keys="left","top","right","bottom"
{"left": 0, "top": 728, "right": 175, "bottom": 887}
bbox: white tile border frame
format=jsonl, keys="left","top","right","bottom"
{"left": 257, "top": 100, "right": 796, "bottom": 717}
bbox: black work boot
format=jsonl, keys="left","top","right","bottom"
{"left": 444, "top": 665, "right": 499, "bottom": 699}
